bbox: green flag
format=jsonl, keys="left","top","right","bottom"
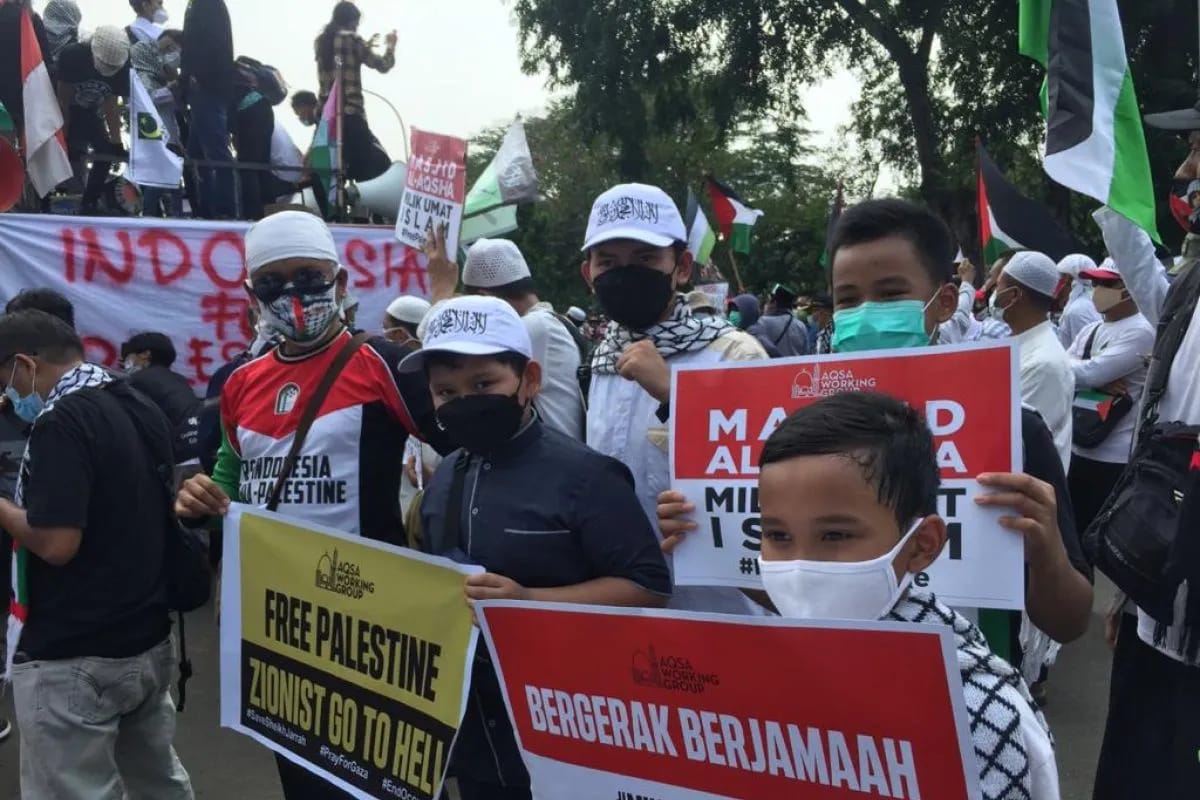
{"left": 1019, "top": 0, "right": 1159, "bottom": 241}
{"left": 0, "top": 101, "right": 13, "bottom": 134}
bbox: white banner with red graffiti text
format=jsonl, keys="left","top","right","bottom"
{"left": 0, "top": 214, "right": 430, "bottom": 386}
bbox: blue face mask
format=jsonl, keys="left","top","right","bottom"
{"left": 830, "top": 298, "right": 934, "bottom": 353}
{"left": 6, "top": 358, "right": 45, "bottom": 423}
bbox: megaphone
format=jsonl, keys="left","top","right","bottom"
{"left": 0, "top": 137, "right": 24, "bottom": 213}
{"left": 348, "top": 162, "right": 407, "bottom": 221}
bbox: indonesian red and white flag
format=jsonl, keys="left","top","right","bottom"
{"left": 20, "top": 6, "right": 71, "bottom": 197}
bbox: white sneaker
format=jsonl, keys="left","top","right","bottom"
{"left": 0, "top": 717, "right": 12, "bottom": 742}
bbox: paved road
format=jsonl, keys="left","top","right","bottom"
{"left": 0, "top": 580, "right": 1118, "bottom": 799}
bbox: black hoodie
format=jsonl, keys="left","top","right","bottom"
{"left": 181, "top": 0, "right": 236, "bottom": 97}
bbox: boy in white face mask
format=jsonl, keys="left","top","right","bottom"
{"left": 755, "top": 391, "right": 1060, "bottom": 800}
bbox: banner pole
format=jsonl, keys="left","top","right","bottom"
{"left": 335, "top": 74, "right": 345, "bottom": 222}
{"left": 727, "top": 248, "right": 747, "bottom": 294}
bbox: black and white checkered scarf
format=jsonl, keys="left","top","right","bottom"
{"left": 888, "top": 592, "right": 1051, "bottom": 800}
{"left": 590, "top": 294, "right": 733, "bottom": 375}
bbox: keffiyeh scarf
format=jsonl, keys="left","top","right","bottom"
{"left": 7, "top": 364, "right": 113, "bottom": 676}
{"left": 888, "top": 592, "right": 1050, "bottom": 800}
{"left": 590, "top": 295, "right": 733, "bottom": 375}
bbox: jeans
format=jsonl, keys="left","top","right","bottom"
{"left": 186, "top": 86, "right": 237, "bottom": 219}
{"left": 10, "top": 636, "right": 194, "bottom": 800}
{"left": 142, "top": 186, "right": 184, "bottom": 218}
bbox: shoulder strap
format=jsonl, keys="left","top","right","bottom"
{"left": 771, "top": 314, "right": 794, "bottom": 346}
{"left": 267, "top": 332, "right": 370, "bottom": 511}
{"left": 441, "top": 451, "right": 471, "bottom": 555}
{"left": 1138, "top": 264, "right": 1200, "bottom": 435}
{"left": 1082, "top": 325, "right": 1101, "bottom": 360}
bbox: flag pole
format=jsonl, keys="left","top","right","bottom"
{"left": 726, "top": 248, "right": 747, "bottom": 294}
{"left": 334, "top": 72, "right": 345, "bottom": 222}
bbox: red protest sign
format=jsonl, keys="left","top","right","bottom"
{"left": 673, "top": 343, "right": 1017, "bottom": 481}
{"left": 668, "top": 343, "right": 1024, "bottom": 609}
{"left": 479, "top": 602, "right": 980, "bottom": 800}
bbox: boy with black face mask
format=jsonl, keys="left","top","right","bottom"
{"left": 403, "top": 295, "right": 671, "bottom": 800}
{"left": 580, "top": 183, "right": 768, "bottom": 614}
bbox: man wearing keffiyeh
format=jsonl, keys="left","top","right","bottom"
{"left": 580, "top": 182, "right": 769, "bottom": 615}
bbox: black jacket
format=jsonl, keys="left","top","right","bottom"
{"left": 181, "top": 0, "right": 236, "bottom": 97}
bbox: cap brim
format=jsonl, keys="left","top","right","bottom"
{"left": 1144, "top": 107, "right": 1200, "bottom": 131}
{"left": 1079, "top": 268, "right": 1121, "bottom": 281}
{"left": 396, "top": 341, "right": 516, "bottom": 374}
{"left": 581, "top": 227, "right": 677, "bottom": 252}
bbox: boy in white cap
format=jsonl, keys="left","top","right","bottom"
{"left": 579, "top": 182, "right": 768, "bottom": 614}
{"left": 462, "top": 237, "right": 585, "bottom": 440}
{"left": 405, "top": 295, "right": 670, "bottom": 800}
{"left": 174, "top": 210, "right": 452, "bottom": 800}
{"left": 989, "top": 250, "right": 1076, "bottom": 469}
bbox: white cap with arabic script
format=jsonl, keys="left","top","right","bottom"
{"left": 582, "top": 183, "right": 687, "bottom": 251}
{"left": 397, "top": 296, "right": 533, "bottom": 373}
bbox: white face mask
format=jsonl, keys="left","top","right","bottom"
{"left": 123, "top": 356, "right": 143, "bottom": 373}
{"left": 152, "top": 8, "right": 169, "bottom": 24}
{"left": 987, "top": 287, "right": 1015, "bottom": 323}
{"left": 758, "top": 519, "right": 923, "bottom": 621}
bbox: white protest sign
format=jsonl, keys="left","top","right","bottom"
{"left": 395, "top": 129, "right": 467, "bottom": 252}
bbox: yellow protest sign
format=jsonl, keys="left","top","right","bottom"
{"left": 219, "top": 505, "right": 480, "bottom": 800}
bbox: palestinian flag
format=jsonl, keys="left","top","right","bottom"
{"left": 1018, "top": 0, "right": 1159, "bottom": 241}
{"left": 818, "top": 181, "right": 845, "bottom": 270}
{"left": 310, "top": 79, "right": 341, "bottom": 210}
{"left": 19, "top": 6, "right": 71, "bottom": 197}
{"left": 706, "top": 176, "right": 762, "bottom": 255}
{"left": 1073, "top": 389, "right": 1121, "bottom": 420}
{"left": 977, "top": 141, "right": 1078, "bottom": 263}
{"left": 684, "top": 188, "right": 716, "bottom": 265}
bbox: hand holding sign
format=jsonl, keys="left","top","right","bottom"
{"left": 656, "top": 489, "right": 697, "bottom": 553}
{"left": 465, "top": 572, "right": 529, "bottom": 602}
{"left": 176, "top": 473, "right": 231, "bottom": 518}
{"left": 974, "top": 472, "right": 1061, "bottom": 565}
{"left": 616, "top": 339, "right": 671, "bottom": 403}
{"left": 423, "top": 223, "right": 459, "bottom": 304}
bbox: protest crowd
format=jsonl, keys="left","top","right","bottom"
{"left": 0, "top": 1, "right": 1198, "bottom": 800}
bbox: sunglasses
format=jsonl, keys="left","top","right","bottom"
{"left": 250, "top": 269, "right": 336, "bottom": 304}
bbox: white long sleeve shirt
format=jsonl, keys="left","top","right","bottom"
{"left": 1057, "top": 290, "right": 1103, "bottom": 348}
{"left": 1014, "top": 320, "right": 1076, "bottom": 470}
{"left": 524, "top": 303, "right": 584, "bottom": 441}
{"left": 1067, "top": 314, "right": 1155, "bottom": 464}
{"left": 1095, "top": 206, "right": 1200, "bottom": 665}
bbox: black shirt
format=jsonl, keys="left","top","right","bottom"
{"left": 19, "top": 384, "right": 170, "bottom": 659}
{"left": 1021, "top": 407, "right": 1092, "bottom": 581}
{"left": 130, "top": 365, "right": 203, "bottom": 461}
{"left": 0, "top": 6, "right": 49, "bottom": 122}
{"left": 56, "top": 41, "right": 130, "bottom": 109}
{"left": 181, "top": 0, "right": 236, "bottom": 96}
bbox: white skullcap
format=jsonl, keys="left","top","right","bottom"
{"left": 1056, "top": 253, "right": 1097, "bottom": 279}
{"left": 91, "top": 26, "right": 130, "bottom": 77}
{"left": 1002, "top": 251, "right": 1060, "bottom": 298}
{"left": 566, "top": 306, "right": 586, "bottom": 324}
{"left": 386, "top": 295, "right": 431, "bottom": 326}
{"left": 462, "top": 238, "right": 531, "bottom": 289}
{"left": 244, "top": 211, "right": 339, "bottom": 274}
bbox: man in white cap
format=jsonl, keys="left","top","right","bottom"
{"left": 404, "top": 295, "right": 669, "bottom": 800}
{"left": 1064, "top": 258, "right": 1154, "bottom": 534}
{"left": 1055, "top": 253, "right": 1102, "bottom": 348}
{"left": 173, "top": 210, "right": 450, "bottom": 800}
{"left": 462, "top": 238, "right": 585, "bottom": 440}
{"left": 990, "top": 250, "right": 1076, "bottom": 468}
{"left": 382, "top": 295, "right": 431, "bottom": 349}
{"left": 54, "top": 25, "right": 131, "bottom": 213}
{"left": 580, "top": 183, "right": 767, "bottom": 614}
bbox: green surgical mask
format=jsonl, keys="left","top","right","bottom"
{"left": 830, "top": 298, "right": 934, "bottom": 353}
{"left": 728, "top": 310, "right": 743, "bottom": 327}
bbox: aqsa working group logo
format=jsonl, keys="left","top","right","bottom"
{"left": 631, "top": 646, "right": 720, "bottom": 694}
{"left": 790, "top": 363, "right": 878, "bottom": 399}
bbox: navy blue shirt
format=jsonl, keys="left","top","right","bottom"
{"left": 419, "top": 417, "right": 670, "bottom": 786}
{"left": 421, "top": 418, "right": 671, "bottom": 595}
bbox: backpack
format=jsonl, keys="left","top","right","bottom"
{"left": 104, "top": 380, "right": 211, "bottom": 710}
{"left": 235, "top": 56, "right": 289, "bottom": 105}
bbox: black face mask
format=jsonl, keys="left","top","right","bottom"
{"left": 435, "top": 393, "right": 526, "bottom": 454}
{"left": 593, "top": 265, "right": 675, "bottom": 330}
